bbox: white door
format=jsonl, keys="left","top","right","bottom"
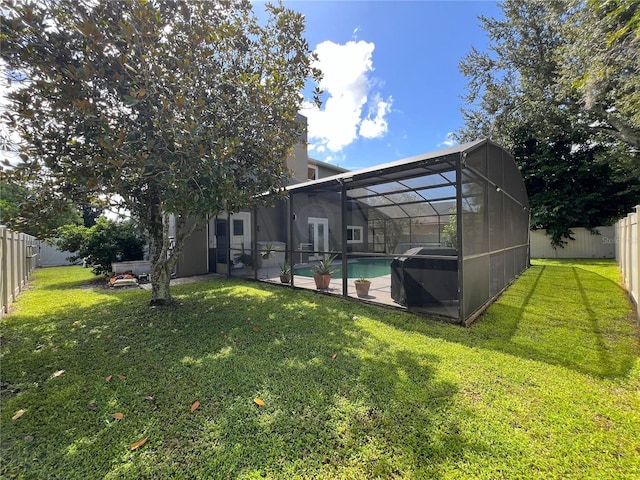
{"left": 308, "top": 217, "right": 329, "bottom": 260}
{"left": 230, "top": 212, "right": 251, "bottom": 260}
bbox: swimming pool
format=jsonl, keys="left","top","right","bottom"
{"left": 295, "top": 257, "right": 392, "bottom": 279}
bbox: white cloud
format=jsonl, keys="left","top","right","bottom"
{"left": 359, "top": 93, "right": 392, "bottom": 139}
{"left": 301, "top": 40, "right": 392, "bottom": 154}
{"left": 438, "top": 132, "right": 457, "bottom": 148}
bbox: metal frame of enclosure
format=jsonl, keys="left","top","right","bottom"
{"left": 226, "top": 139, "right": 529, "bottom": 325}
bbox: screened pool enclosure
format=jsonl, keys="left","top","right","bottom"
{"left": 218, "top": 139, "right": 529, "bottom": 325}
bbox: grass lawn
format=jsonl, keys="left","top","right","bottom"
{"left": 1, "top": 259, "right": 639, "bottom": 479}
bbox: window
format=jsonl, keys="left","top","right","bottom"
{"left": 347, "top": 225, "right": 363, "bottom": 244}
{"left": 308, "top": 165, "right": 319, "bottom": 180}
{"left": 233, "top": 219, "right": 244, "bottom": 236}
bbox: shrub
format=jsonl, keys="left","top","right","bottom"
{"left": 56, "top": 218, "right": 145, "bottom": 275}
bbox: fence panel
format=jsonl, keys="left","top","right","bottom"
{"left": 0, "top": 226, "right": 38, "bottom": 317}
{"left": 616, "top": 206, "right": 639, "bottom": 320}
{"left": 530, "top": 226, "right": 616, "bottom": 258}
{"left": 36, "top": 241, "right": 77, "bottom": 266}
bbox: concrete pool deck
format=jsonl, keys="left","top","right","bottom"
{"left": 255, "top": 267, "right": 458, "bottom": 319}
{"left": 146, "top": 267, "right": 458, "bottom": 320}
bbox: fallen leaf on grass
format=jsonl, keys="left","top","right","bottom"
{"left": 88, "top": 404, "right": 97, "bottom": 411}
{"left": 331, "top": 353, "right": 337, "bottom": 360}
{"left": 105, "top": 375, "right": 112, "bottom": 382}
{"left": 72, "top": 321, "right": 81, "bottom": 327}
{"left": 113, "top": 412, "right": 124, "bottom": 420}
{"left": 252, "top": 326, "right": 260, "bottom": 332}
{"left": 130, "top": 437, "right": 147, "bottom": 451}
{"left": 12, "top": 409, "right": 25, "bottom": 420}
{"left": 51, "top": 370, "right": 65, "bottom": 378}
{"left": 253, "top": 398, "right": 265, "bottom": 407}
{"left": 190, "top": 401, "right": 200, "bottom": 412}
{"left": 117, "top": 375, "right": 126, "bottom": 380}
{"left": 144, "top": 396, "right": 154, "bottom": 401}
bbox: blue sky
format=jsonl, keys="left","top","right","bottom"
{"left": 271, "top": 1, "right": 502, "bottom": 170}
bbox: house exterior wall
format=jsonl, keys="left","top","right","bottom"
{"left": 287, "top": 141, "right": 309, "bottom": 185}
{"left": 177, "top": 115, "right": 358, "bottom": 277}
{"left": 257, "top": 199, "right": 288, "bottom": 245}
{"left": 315, "top": 163, "right": 342, "bottom": 179}
{"left": 291, "top": 191, "right": 369, "bottom": 258}
{"left": 285, "top": 114, "right": 309, "bottom": 184}
{"left": 174, "top": 217, "right": 208, "bottom": 277}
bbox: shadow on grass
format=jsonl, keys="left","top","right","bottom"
{"left": 3, "top": 262, "right": 638, "bottom": 478}
{"left": 380, "top": 263, "right": 639, "bottom": 379}
{"left": 1, "top": 277, "right": 491, "bottom": 479}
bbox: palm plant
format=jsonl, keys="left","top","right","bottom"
{"left": 310, "top": 254, "right": 337, "bottom": 276}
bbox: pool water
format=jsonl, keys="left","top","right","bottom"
{"left": 295, "top": 258, "right": 392, "bottom": 279}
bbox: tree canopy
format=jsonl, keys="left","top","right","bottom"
{"left": 0, "top": 179, "right": 104, "bottom": 236}
{"left": 458, "top": 0, "right": 640, "bottom": 246}
{"left": 1, "top": 0, "right": 321, "bottom": 303}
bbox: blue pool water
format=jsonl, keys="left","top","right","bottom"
{"left": 295, "top": 258, "right": 392, "bottom": 279}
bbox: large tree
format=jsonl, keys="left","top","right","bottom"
{"left": 0, "top": 180, "right": 82, "bottom": 235}
{"left": 1, "top": 0, "right": 321, "bottom": 304}
{"left": 558, "top": 0, "right": 640, "bottom": 148}
{"left": 458, "top": 0, "right": 640, "bottom": 246}
{"left": 0, "top": 178, "right": 103, "bottom": 236}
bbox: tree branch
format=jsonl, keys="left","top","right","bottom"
{"left": 588, "top": 103, "right": 640, "bottom": 149}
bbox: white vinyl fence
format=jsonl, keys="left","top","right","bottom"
{"left": 0, "top": 226, "right": 38, "bottom": 317}
{"left": 616, "top": 206, "right": 639, "bottom": 319}
{"left": 530, "top": 226, "right": 616, "bottom": 259}
{"left": 36, "top": 241, "right": 78, "bottom": 267}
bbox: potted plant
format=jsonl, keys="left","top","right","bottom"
{"left": 234, "top": 253, "right": 255, "bottom": 275}
{"left": 279, "top": 261, "right": 292, "bottom": 283}
{"left": 354, "top": 276, "right": 372, "bottom": 298}
{"left": 310, "top": 254, "right": 337, "bottom": 290}
{"left": 261, "top": 243, "right": 275, "bottom": 259}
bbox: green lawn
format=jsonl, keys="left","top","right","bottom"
{"left": 1, "top": 260, "right": 639, "bottom": 479}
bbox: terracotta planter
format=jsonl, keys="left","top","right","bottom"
{"left": 354, "top": 280, "right": 371, "bottom": 298}
{"left": 280, "top": 274, "right": 291, "bottom": 284}
{"left": 313, "top": 274, "right": 331, "bottom": 290}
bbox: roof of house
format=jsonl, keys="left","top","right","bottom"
{"left": 307, "top": 157, "right": 349, "bottom": 174}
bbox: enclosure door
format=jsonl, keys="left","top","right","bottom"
{"left": 215, "top": 219, "right": 228, "bottom": 274}
{"left": 230, "top": 212, "right": 252, "bottom": 257}
{"left": 308, "top": 217, "right": 329, "bottom": 260}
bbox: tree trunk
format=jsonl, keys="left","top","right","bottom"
{"left": 150, "top": 258, "right": 173, "bottom": 305}
{"left": 146, "top": 207, "right": 201, "bottom": 306}
{"left": 145, "top": 200, "right": 175, "bottom": 306}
